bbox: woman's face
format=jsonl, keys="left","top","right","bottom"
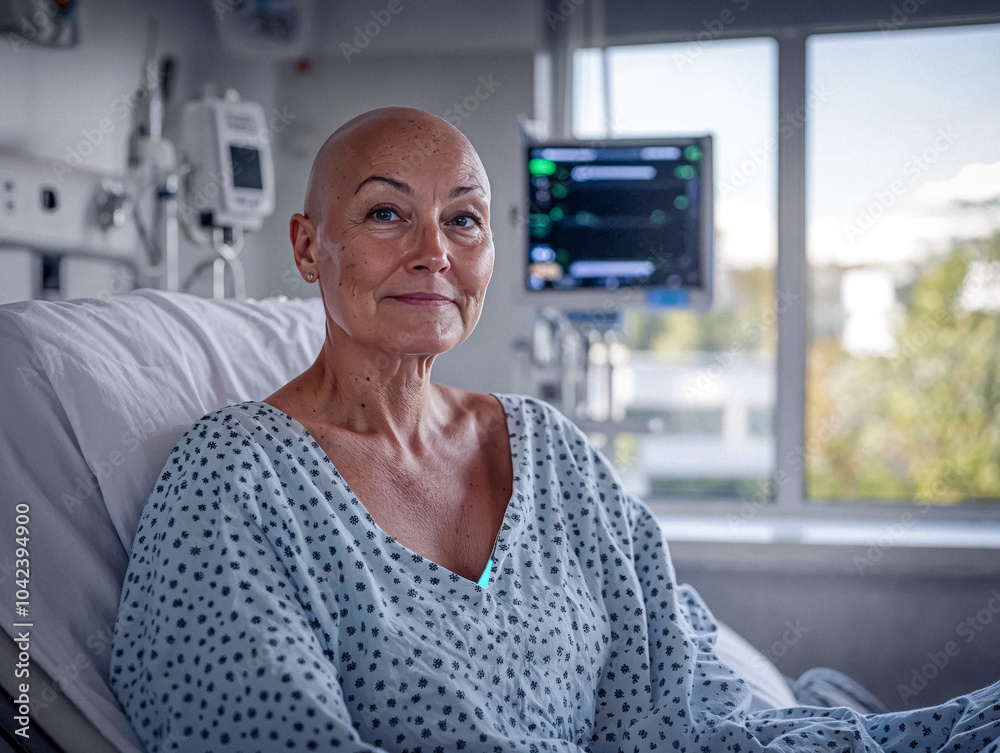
{"left": 296, "top": 116, "right": 494, "bottom": 360}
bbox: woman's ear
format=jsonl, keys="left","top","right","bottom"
{"left": 290, "top": 213, "right": 319, "bottom": 282}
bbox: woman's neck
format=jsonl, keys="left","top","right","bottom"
{"left": 286, "top": 336, "right": 449, "bottom": 448}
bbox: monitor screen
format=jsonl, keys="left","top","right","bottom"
{"left": 525, "top": 136, "right": 713, "bottom": 308}
{"left": 230, "top": 145, "right": 264, "bottom": 190}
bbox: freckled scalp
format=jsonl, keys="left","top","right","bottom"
{"left": 303, "top": 107, "right": 490, "bottom": 225}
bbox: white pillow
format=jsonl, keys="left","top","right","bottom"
{"left": 0, "top": 289, "right": 325, "bottom": 752}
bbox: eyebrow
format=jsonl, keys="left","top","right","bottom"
{"left": 449, "top": 183, "right": 485, "bottom": 199}
{"left": 354, "top": 175, "right": 485, "bottom": 199}
{"left": 355, "top": 175, "right": 412, "bottom": 195}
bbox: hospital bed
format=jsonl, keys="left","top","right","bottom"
{"left": 0, "top": 289, "right": 879, "bottom": 753}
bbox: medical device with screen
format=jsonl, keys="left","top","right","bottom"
{"left": 525, "top": 136, "right": 713, "bottom": 309}
{"left": 180, "top": 94, "right": 275, "bottom": 231}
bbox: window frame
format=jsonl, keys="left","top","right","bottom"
{"left": 562, "top": 17, "right": 1000, "bottom": 524}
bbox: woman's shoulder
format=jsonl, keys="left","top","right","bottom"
{"left": 145, "top": 400, "right": 323, "bottom": 515}
{"left": 174, "top": 400, "right": 307, "bottom": 450}
{"left": 491, "top": 392, "right": 585, "bottom": 434}
{"left": 431, "top": 387, "right": 584, "bottom": 448}
{"left": 432, "top": 387, "right": 574, "bottom": 430}
{"left": 187, "top": 399, "right": 274, "bottom": 430}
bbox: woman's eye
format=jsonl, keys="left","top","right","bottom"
{"left": 370, "top": 207, "right": 400, "bottom": 222}
{"left": 450, "top": 214, "right": 478, "bottom": 228}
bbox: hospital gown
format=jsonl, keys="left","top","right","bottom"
{"left": 110, "top": 395, "right": 1000, "bottom": 752}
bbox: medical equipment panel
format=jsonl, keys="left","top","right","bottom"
{"left": 525, "top": 136, "right": 714, "bottom": 310}
{"left": 0, "top": 149, "right": 138, "bottom": 262}
{"left": 180, "top": 94, "right": 275, "bottom": 232}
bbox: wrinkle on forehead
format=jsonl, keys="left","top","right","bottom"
{"left": 303, "top": 107, "right": 490, "bottom": 224}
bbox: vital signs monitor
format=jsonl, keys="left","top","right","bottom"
{"left": 525, "top": 135, "right": 713, "bottom": 310}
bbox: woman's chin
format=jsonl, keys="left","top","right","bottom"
{"left": 331, "top": 312, "right": 470, "bottom": 361}
{"left": 392, "top": 339, "right": 462, "bottom": 359}
{"left": 378, "top": 328, "right": 467, "bottom": 359}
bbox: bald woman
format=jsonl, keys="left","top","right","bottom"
{"left": 112, "top": 108, "right": 1000, "bottom": 753}
{"left": 264, "top": 107, "right": 510, "bottom": 586}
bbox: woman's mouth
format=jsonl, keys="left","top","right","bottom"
{"left": 389, "top": 292, "right": 453, "bottom": 306}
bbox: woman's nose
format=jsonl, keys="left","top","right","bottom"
{"left": 407, "top": 225, "right": 451, "bottom": 274}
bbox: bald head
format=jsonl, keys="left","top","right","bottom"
{"left": 302, "top": 107, "right": 490, "bottom": 226}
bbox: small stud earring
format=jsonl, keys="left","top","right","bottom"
{"left": 306, "top": 272, "right": 315, "bottom": 281}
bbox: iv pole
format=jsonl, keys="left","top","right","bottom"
{"left": 127, "top": 18, "right": 180, "bottom": 293}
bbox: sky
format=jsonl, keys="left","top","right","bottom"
{"left": 573, "top": 23, "right": 1000, "bottom": 272}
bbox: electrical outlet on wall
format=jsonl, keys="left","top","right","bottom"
{"left": 0, "top": 148, "right": 139, "bottom": 262}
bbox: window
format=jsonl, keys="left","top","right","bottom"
{"left": 806, "top": 25, "right": 1000, "bottom": 504}
{"left": 573, "top": 24, "right": 1000, "bottom": 509}
{"left": 573, "top": 38, "right": 778, "bottom": 500}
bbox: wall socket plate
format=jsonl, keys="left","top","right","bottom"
{"left": 0, "top": 147, "right": 139, "bottom": 262}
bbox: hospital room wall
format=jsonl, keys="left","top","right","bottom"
{"left": 0, "top": 0, "right": 279, "bottom": 304}
{"left": 0, "top": 3, "right": 534, "bottom": 394}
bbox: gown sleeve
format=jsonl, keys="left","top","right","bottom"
{"left": 615, "top": 493, "right": 1000, "bottom": 753}
{"left": 109, "top": 415, "right": 389, "bottom": 753}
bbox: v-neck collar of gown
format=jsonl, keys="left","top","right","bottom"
{"left": 250, "top": 394, "right": 529, "bottom": 590}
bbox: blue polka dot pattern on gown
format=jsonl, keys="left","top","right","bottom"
{"left": 110, "top": 395, "right": 1000, "bottom": 752}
